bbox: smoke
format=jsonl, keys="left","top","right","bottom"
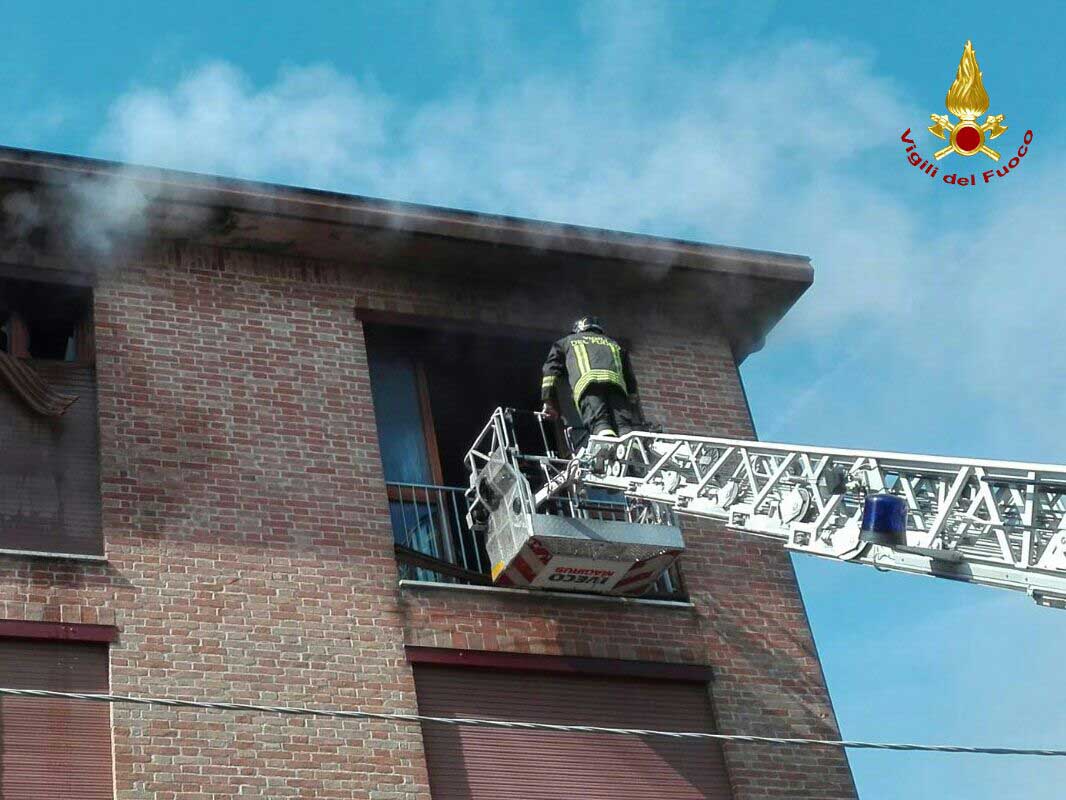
{"left": 86, "top": 38, "right": 914, "bottom": 282}
{"left": 68, "top": 175, "right": 151, "bottom": 254}
{"left": 4, "top": 62, "right": 389, "bottom": 262}
{"left": 100, "top": 62, "right": 390, "bottom": 192}
{"left": 6, "top": 10, "right": 1063, "bottom": 798}
{"left": 19, "top": 4, "right": 1063, "bottom": 461}
{"left": 2, "top": 173, "right": 154, "bottom": 261}
{"left": 2, "top": 190, "right": 45, "bottom": 241}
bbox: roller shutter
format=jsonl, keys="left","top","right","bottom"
{"left": 413, "top": 663, "right": 733, "bottom": 800}
{"left": 0, "top": 362, "right": 102, "bottom": 555}
{"left": 0, "top": 638, "right": 112, "bottom": 799}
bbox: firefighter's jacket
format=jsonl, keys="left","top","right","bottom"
{"left": 541, "top": 331, "right": 638, "bottom": 405}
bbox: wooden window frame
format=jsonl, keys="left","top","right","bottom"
{"left": 382, "top": 360, "right": 444, "bottom": 503}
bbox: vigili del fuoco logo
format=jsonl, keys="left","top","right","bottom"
{"left": 901, "top": 40, "right": 1033, "bottom": 187}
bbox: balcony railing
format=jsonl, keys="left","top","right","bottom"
{"left": 388, "top": 482, "right": 490, "bottom": 584}
{"left": 388, "top": 481, "right": 686, "bottom": 599}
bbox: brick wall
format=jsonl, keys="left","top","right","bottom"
{"left": 403, "top": 328, "right": 856, "bottom": 799}
{"left": 0, "top": 240, "right": 854, "bottom": 799}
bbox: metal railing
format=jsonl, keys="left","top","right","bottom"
{"left": 388, "top": 482, "right": 490, "bottom": 583}
{"left": 389, "top": 481, "right": 685, "bottom": 598}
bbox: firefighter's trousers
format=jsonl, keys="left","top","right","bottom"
{"left": 578, "top": 383, "right": 637, "bottom": 437}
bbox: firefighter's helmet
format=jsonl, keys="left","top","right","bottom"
{"left": 572, "top": 316, "right": 603, "bottom": 334}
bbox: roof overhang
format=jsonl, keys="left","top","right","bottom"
{"left": 0, "top": 145, "right": 812, "bottom": 361}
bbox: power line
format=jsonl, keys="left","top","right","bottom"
{"left": 1, "top": 686, "right": 1064, "bottom": 757}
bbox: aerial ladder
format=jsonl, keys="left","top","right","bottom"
{"left": 465, "top": 408, "right": 1066, "bottom": 608}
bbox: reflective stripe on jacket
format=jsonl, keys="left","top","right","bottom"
{"left": 541, "top": 331, "right": 637, "bottom": 405}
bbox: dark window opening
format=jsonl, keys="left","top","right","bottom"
{"left": 366, "top": 323, "right": 553, "bottom": 489}
{"left": 0, "top": 277, "right": 93, "bottom": 362}
{"left": 364, "top": 320, "right": 686, "bottom": 599}
{"left": 366, "top": 322, "right": 552, "bottom": 582}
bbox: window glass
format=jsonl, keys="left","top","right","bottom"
{"left": 366, "top": 346, "right": 433, "bottom": 485}
{"left": 389, "top": 500, "right": 443, "bottom": 556}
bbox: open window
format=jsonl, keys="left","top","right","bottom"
{"left": 0, "top": 276, "right": 101, "bottom": 556}
{"left": 365, "top": 321, "right": 552, "bottom": 583}
{"left": 363, "top": 316, "right": 685, "bottom": 599}
{"left": 0, "top": 278, "right": 94, "bottom": 362}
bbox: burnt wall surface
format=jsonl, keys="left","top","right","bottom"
{"left": 0, "top": 241, "right": 855, "bottom": 800}
{"left": 0, "top": 362, "right": 101, "bottom": 555}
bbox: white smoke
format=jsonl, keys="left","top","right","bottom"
{"left": 90, "top": 41, "right": 912, "bottom": 268}
{"left": 67, "top": 175, "right": 151, "bottom": 254}
{"left": 11, "top": 7, "right": 1062, "bottom": 798}
{"left": 101, "top": 62, "right": 391, "bottom": 192}
{"left": 2, "top": 174, "right": 152, "bottom": 259}
{"left": 76, "top": 6, "right": 1063, "bottom": 463}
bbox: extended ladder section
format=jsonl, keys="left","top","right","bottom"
{"left": 466, "top": 409, "right": 1066, "bottom": 607}
{"left": 575, "top": 428, "right": 1066, "bottom": 607}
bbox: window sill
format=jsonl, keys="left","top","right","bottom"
{"left": 0, "top": 547, "right": 106, "bottom": 563}
{"left": 399, "top": 579, "right": 694, "bottom": 609}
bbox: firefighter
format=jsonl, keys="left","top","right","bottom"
{"left": 540, "top": 316, "right": 641, "bottom": 438}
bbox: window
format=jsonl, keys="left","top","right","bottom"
{"left": 365, "top": 322, "right": 552, "bottom": 582}
{"left": 0, "top": 277, "right": 101, "bottom": 556}
{"left": 0, "top": 278, "right": 94, "bottom": 362}
{"left": 364, "top": 317, "right": 686, "bottom": 599}
{"left": 410, "top": 650, "right": 730, "bottom": 799}
{"left": 367, "top": 337, "right": 448, "bottom": 574}
{"left": 0, "top": 636, "right": 113, "bottom": 799}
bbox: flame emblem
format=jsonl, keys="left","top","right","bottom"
{"left": 928, "top": 41, "right": 1007, "bottom": 161}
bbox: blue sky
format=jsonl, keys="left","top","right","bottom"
{"left": 4, "top": 2, "right": 1064, "bottom": 797}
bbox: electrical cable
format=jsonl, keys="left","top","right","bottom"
{"left": 2, "top": 686, "right": 1064, "bottom": 757}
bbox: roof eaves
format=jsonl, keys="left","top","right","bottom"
{"left": 0, "top": 145, "right": 812, "bottom": 286}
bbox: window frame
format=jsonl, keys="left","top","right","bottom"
{"left": 0, "top": 621, "right": 117, "bottom": 800}
{"left": 382, "top": 360, "right": 445, "bottom": 504}
{"left": 0, "top": 274, "right": 102, "bottom": 559}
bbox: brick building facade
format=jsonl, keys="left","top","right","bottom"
{"left": 0, "top": 146, "right": 856, "bottom": 798}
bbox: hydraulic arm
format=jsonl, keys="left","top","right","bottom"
{"left": 573, "top": 428, "right": 1066, "bottom": 607}
{"left": 466, "top": 409, "right": 1066, "bottom": 607}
